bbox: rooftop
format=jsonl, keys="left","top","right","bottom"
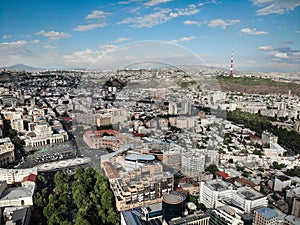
{"left": 162, "top": 192, "right": 185, "bottom": 205}
{"left": 125, "top": 153, "right": 155, "bottom": 162}
{"left": 1, "top": 186, "right": 34, "bottom": 200}
{"left": 206, "top": 179, "right": 231, "bottom": 191}
{"left": 277, "top": 175, "right": 290, "bottom": 182}
{"left": 255, "top": 207, "right": 278, "bottom": 220}
{"left": 237, "top": 186, "right": 264, "bottom": 200}
{"left": 168, "top": 212, "right": 209, "bottom": 225}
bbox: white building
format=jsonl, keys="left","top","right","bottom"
{"left": 273, "top": 175, "right": 291, "bottom": 192}
{"left": 231, "top": 187, "right": 268, "bottom": 213}
{"left": 210, "top": 206, "right": 244, "bottom": 225}
{"left": 181, "top": 152, "right": 205, "bottom": 178}
{"left": 200, "top": 180, "right": 268, "bottom": 213}
{"left": 199, "top": 179, "right": 233, "bottom": 209}
{"left": 0, "top": 168, "right": 38, "bottom": 185}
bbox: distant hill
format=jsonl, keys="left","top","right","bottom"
{"left": 1, "top": 63, "right": 44, "bottom": 72}
{"left": 217, "top": 76, "right": 300, "bottom": 95}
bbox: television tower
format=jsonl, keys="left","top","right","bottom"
{"left": 230, "top": 48, "right": 234, "bottom": 77}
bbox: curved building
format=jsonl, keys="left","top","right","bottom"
{"left": 162, "top": 191, "right": 186, "bottom": 221}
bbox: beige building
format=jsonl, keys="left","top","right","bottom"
{"left": 83, "top": 130, "right": 130, "bottom": 150}
{"left": 110, "top": 170, "right": 173, "bottom": 211}
{"left": 0, "top": 138, "right": 15, "bottom": 167}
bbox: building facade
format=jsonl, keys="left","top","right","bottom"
{"left": 0, "top": 137, "right": 15, "bottom": 167}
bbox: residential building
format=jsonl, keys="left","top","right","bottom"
{"left": 181, "top": 152, "right": 205, "bottom": 178}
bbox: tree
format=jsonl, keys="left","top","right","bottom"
{"left": 74, "top": 214, "right": 91, "bottom": 225}
{"left": 205, "top": 164, "right": 219, "bottom": 175}
{"left": 253, "top": 149, "right": 263, "bottom": 155}
{"left": 101, "top": 190, "right": 113, "bottom": 209}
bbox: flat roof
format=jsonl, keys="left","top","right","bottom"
{"left": 125, "top": 153, "right": 155, "bottom": 162}
{"left": 237, "top": 187, "right": 264, "bottom": 200}
{"left": 162, "top": 192, "right": 185, "bottom": 204}
{"left": 277, "top": 175, "right": 290, "bottom": 182}
{"left": 207, "top": 179, "right": 230, "bottom": 191}
{"left": 255, "top": 207, "right": 278, "bottom": 219}
{"left": 1, "top": 186, "right": 34, "bottom": 200}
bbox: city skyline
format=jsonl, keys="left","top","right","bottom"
{"left": 0, "top": 0, "right": 300, "bottom": 72}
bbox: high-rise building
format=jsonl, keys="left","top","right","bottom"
{"left": 253, "top": 207, "right": 278, "bottom": 225}
{"left": 181, "top": 152, "right": 205, "bottom": 178}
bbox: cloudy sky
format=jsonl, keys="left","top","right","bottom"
{"left": 0, "top": 0, "right": 299, "bottom": 72}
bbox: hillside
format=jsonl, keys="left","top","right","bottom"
{"left": 217, "top": 76, "right": 300, "bottom": 95}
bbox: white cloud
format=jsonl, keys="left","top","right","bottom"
{"left": 63, "top": 49, "right": 102, "bottom": 64}
{"left": 170, "top": 36, "right": 197, "bottom": 43}
{"left": 258, "top": 45, "right": 273, "bottom": 51}
{"left": 240, "top": 28, "right": 268, "bottom": 35}
{"left": 35, "top": 30, "right": 71, "bottom": 41}
{"left": 86, "top": 10, "right": 111, "bottom": 19}
{"left": 31, "top": 39, "right": 40, "bottom": 44}
{"left": 144, "top": 0, "right": 172, "bottom": 7}
{"left": 111, "top": 37, "right": 131, "bottom": 43}
{"left": 43, "top": 45, "right": 57, "bottom": 49}
{"left": 169, "top": 4, "right": 200, "bottom": 18}
{"left": 263, "top": 46, "right": 300, "bottom": 64}
{"left": 99, "top": 45, "right": 118, "bottom": 50}
{"left": 273, "top": 52, "right": 289, "bottom": 59}
{"left": 119, "top": 4, "right": 201, "bottom": 28}
{"left": 0, "top": 40, "right": 27, "bottom": 48}
{"left": 252, "top": 0, "right": 300, "bottom": 15}
{"left": 208, "top": 19, "right": 240, "bottom": 29}
{"left": 73, "top": 23, "right": 107, "bottom": 31}
{"left": 118, "top": 8, "right": 172, "bottom": 28}
{"left": 2, "top": 35, "right": 12, "bottom": 39}
{"left": 184, "top": 20, "right": 202, "bottom": 26}
{"left": 0, "top": 40, "right": 30, "bottom": 56}
{"left": 184, "top": 19, "right": 239, "bottom": 29}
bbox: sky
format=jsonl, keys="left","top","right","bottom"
{"left": 0, "top": 0, "right": 299, "bottom": 72}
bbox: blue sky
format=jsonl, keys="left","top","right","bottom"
{"left": 0, "top": 0, "right": 299, "bottom": 72}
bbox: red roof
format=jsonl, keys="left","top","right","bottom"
{"left": 215, "top": 171, "right": 230, "bottom": 179}
{"left": 22, "top": 174, "right": 37, "bottom": 183}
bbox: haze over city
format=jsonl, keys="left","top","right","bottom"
{"left": 1, "top": 0, "right": 300, "bottom": 72}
